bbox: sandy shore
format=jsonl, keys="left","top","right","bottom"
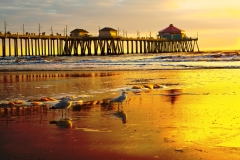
{"left": 1, "top": 69, "right": 240, "bottom": 160}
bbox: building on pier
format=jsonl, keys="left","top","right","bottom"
{"left": 70, "top": 29, "right": 89, "bottom": 37}
{"left": 99, "top": 27, "right": 117, "bottom": 38}
{"left": 158, "top": 24, "right": 186, "bottom": 40}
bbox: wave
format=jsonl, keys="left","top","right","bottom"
{"left": 0, "top": 51, "right": 240, "bottom": 70}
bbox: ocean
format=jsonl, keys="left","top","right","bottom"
{"left": 0, "top": 51, "right": 240, "bottom": 71}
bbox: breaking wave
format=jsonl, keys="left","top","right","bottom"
{"left": 0, "top": 51, "right": 240, "bottom": 70}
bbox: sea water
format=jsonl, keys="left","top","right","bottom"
{"left": 0, "top": 51, "right": 240, "bottom": 71}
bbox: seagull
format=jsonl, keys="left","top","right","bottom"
{"left": 110, "top": 91, "right": 127, "bottom": 107}
{"left": 51, "top": 97, "right": 72, "bottom": 117}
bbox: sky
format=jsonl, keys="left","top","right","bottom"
{"left": 0, "top": 0, "right": 240, "bottom": 51}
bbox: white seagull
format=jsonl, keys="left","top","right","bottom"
{"left": 110, "top": 91, "right": 127, "bottom": 107}
{"left": 51, "top": 97, "right": 72, "bottom": 117}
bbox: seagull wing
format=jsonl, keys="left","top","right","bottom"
{"left": 54, "top": 100, "right": 72, "bottom": 109}
{"left": 112, "top": 94, "right": 126, "bottom": 102}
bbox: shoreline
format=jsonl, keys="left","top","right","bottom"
{"left": 1, "top": 66, "right": 240, "bottom": 72}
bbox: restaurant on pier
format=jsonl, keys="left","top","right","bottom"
{"left": 70, "top": 29, "right": 89, "bottom": 37}
{"left": 99, "top": 27, "right": 118, "bottom": 38}
{"left": 158, "top": 24, "right": 186, "bottom": 40}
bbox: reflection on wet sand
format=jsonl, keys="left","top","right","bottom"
{"left": 114, "top": 109, "right": 127, "bottom": 124}
{"left": 164, "top": 89, "right": 182, "bottom": 105}
{"left": 49, "top": 118, "right": 72, "bottom": 128}
{"left": 0, "top": 71, "right": 121, "bottom": 101}
{"left": 0, "top": 105, "right": 48, "bottom": 117}
{"left": 0, "top": 72, "right": 119, "bottom": 83}
{"left": 0, "top": 105, "right": 239, "bottom": 160}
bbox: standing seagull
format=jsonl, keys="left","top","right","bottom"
{"left": 110, "top": 91, "right": 127, "bottom": 107}
{"left": 51, "top": 97, "right": 72, "bottom": 117}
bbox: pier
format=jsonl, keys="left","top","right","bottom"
{"left": 0, "top": 33, "right": 199, "bottom": 57}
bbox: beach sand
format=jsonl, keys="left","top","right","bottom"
{"left": 0, "top": 69, "right": 240, "bottom": 160}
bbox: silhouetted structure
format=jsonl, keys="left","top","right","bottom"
{"left": 158, "top": 24, "right": 186, "bottom": 40}
{"left": 0, "top": 32, "right": 199, "bottom": 57}
{"left": 99, "top": 27, "right": 117, "bottom": 38}
{"left": 70, "top": 29, "right": 89, "bottom": 37}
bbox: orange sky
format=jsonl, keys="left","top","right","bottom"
{"left": 0, "top": 0, "right": 239, "bottom": 51}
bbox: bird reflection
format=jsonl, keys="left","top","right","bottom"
{"left": 114, "top": 107, "right": 127, "bottom": 124}
{"left": 165, "top": 89, "right": 182, "bottom": 105}
{"left": 49, "top": 118, "right": 72, "bottom": 128}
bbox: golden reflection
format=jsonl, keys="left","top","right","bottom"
{"left": 49, "top": 118, "right": 72, "bottom": 128}
{"left": 164, "top": 89, "right": 182, "bottom": 105}
{"left": 113, "top": 106, "right": 127, "bottom": 124}
{"left": 0, "top": 72, "right": 119, "bottom": 84}
{"left": 101, "top": 99, "right": 115, "bottom": 111}
{"left": 1, "top": 105, "right": 48, "bottom": 117}
{"left": 0, "top": 71, "right": 122, "bottom": 101}
{"left": 72, "top": 104, "right": 94, "bottom": 112}
{"left": 172, "top": 93, "right": 240, "bottom": 148}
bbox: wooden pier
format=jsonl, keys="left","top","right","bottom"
{"left": 0, "top": 33, "right": 199, "bottom": 57}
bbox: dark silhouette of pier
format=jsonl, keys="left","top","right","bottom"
{"left": 0, "top": 33, "right": 199, "bottom": 57}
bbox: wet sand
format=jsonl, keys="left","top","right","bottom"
{"left": 1, "top": 69, "right": 240, "bottom": 160}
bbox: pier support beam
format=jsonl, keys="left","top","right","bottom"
{"left": 20, "top": 39, "right": 23, "bottom": 56}
{"left": 2, "top": 38, "right": 6, "bottom": 57}
{"left": 9, "top": 39, "right": 11, "bottom": 56}
{"left": 14, "top": 39, "right": 18, "bottom": 56}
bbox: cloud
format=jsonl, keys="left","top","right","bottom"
{"left": 0, "top": 0, "right": 240, "bottom": 50}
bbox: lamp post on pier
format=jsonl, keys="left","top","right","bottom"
{"left": 66, "top": 25, "right": 68, "bottom": 37}
{"left": 22, "top": 24, "right": 25, "bottom": 35}
{"left": 38, "top": 23, "right": 41, "bottom": 36}
{"left": 4, "top": 20, "right": 6, "bottom": 36}
{"left": 51, "top": 26, "right": 53, "bottom": 35}
{"left": 137, "top": 30, "right": 140, "bottom": 38}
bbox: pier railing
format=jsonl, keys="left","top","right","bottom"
{"left": 0, "top": 33, "right": 199, "bottom": 57}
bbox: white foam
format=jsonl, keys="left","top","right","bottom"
{"left": 0, "top": 53, "right": 240, "bottom": 71}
